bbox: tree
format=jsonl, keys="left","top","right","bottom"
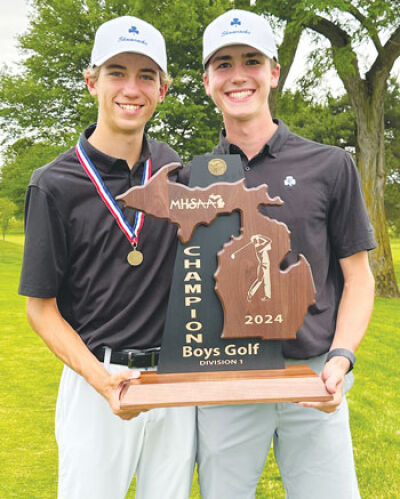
{"left": 278, "top": 91, "right": 356, "bottom": 148}
{"left": 0, "top": 0, "right": 231, "bottom": 160}
{"left": 0, "top": 197, "right": 17, "bottom": 240}
{"left": 280, "top": 87, "right": 400, "bottom": 236}
{"left": 1, "top": 0, "right": 398, "bottom": 295}
{"left": 250, "top": 0, "right": 400, "bottom": 296}
{"left": 233, "top": 0, "right": 304, "bottom": 114}
{"left": 0, "top": 138, "right": 65, "bottom": 217}
{"left": 384, "top": 79, "right": 400, "bottom": 235}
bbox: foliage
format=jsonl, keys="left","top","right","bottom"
{"left": 384, "top": 79, "right": 400, "bottom": 235}
{"left": 3, "top": 86, "right": 400, "bottom": 234}
{"left": 255, "top": 0, "right": 400, "bottom": 297}
{"left": 0, "top": 138, "right": 65, "bottom": 217}
{"left": 0, "top": 0, "right": 399, "bottom": 294}
{"left": 277, "top": 91, "right": 356, "bottom": 148}
{"left": 0, "top": 198, "right": 17, "bottom": 239}
{"left": 385, "top": 179, "right": 400, "bottom": 237}
{"left": 278, "top": 88, "right": 400, "bottom": 234}
{"left": 0, "top": 0, "right": 230, "bottom": 160}
{"left": 1, "top": 236, "right": 399, "bottom": 497}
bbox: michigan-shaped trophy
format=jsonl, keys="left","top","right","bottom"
{"left": 117, "top": 155, "right": 331, "bottom": 410}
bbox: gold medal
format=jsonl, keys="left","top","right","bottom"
{"left": 208, "top": 158, "right": 227, "bottom": 176}
{"left": 127, "top": 249, "right": 144, "bottom": 266}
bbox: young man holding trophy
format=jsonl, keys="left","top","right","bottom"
{"left": 197, "top": 9, "right": 376, "bottom": 498}
{"left": 19, "top": 16, "right": 195, "bottom": 499}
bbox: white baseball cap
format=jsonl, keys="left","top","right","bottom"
{"left": 90, "top": 16, "right": 167, "bottom": 73}
{"left": 203, "top": 9, "right": 278, "bottom": 67}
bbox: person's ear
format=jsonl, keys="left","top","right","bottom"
{"left": 86, "top": 77, "right": 98, "bottom": 97}
{"left": 203, "top": 72, "right": 211, "bottom": 96}
{"left": 159, "top": 83, "right": 168, "bottom": 103}
{"left": 270, "top": 63, "right": 280, "bottom": 89}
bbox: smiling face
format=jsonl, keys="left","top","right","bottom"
{"left": 86, "top": 52, "right": 167, "bottom": 138}
{"left": 203, "top": 45, "right": 280, "bottom": 126}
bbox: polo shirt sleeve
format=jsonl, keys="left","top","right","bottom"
{"left": 177, "top": 163, "right": 191, "bottom": 186}
{"left": 19, "top": 185, "right": 68, "bottom": 298}
{"left": 328, "top": 152, "right": 376, "bottom": 259}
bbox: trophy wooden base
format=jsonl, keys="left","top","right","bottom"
{"left": 119, "top": 364, "right": 332, "bottom": 410}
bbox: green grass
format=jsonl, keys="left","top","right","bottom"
{"left": 1, "top": 236, "right": 399, "bottom": 497}
{"left": 2, "top": 234, "right": 25, "bottom": 246}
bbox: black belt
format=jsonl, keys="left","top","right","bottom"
{"left": 93, "top": 347, "right": 160, "bottom": 368}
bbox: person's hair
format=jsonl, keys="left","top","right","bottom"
{"left": 270, "top": 57, "right": 278, "bottom": 70}
{"left": 83, "top": 65, "right": 173, "bottom": 87}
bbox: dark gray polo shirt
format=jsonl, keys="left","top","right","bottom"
{"left": 19, "top": 125, "right": 183, "bottom": 352}
{"left": 214, "top": 120, "right": 376, "bottom": 359}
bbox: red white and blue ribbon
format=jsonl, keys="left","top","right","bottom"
{"left": 75, "top": 137, "right": 151, "bottom": 245}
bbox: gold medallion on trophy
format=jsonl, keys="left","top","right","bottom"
{"left": 208, "top": 158, "right": 227, "bottom": 176}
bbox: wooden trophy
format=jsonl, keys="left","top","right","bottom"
{"left": 117, "top": 155, "right": 332, "bottom": 410}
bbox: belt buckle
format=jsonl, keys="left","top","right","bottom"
{"left": 127, "top": 349, "right": 157, "bottom": 368}
{"left": 150, "top": 351, "right": 156, "bottom": 368}
{"left": 127, "top": 351, "right": 136, "bottom": 368}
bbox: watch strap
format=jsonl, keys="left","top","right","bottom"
{"left": 326, "top": 348, "right": 355, "bottom": 372}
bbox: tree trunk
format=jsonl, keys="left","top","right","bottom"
{"left": 353, "top": 95, "right": 399, "bottom": 297}
{"left": 269, "top": 21, "right": 303, "bottom": 116}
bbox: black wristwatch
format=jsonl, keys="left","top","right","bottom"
{"left": 326, "top": 348, "right": 356, "bottom": 372}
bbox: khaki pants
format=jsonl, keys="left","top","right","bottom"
{"left": 55, "top": 352, "right": 196, "bottom": 499}
{"left": 197, "top": 354, "right": 360, "bottom": 499}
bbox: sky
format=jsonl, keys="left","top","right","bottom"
{"left": 0, "top": 0, "right": 29, "bottom": 71}
{"left": 0, "top": 2, "right": 398, "bottom": 125}
{"left": 2, "top": 2, "right": 399, "bottom": 89}
{"left": 0, "top": 0, "right": 345, "bottom": 92}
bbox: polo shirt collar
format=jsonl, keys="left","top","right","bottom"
{"left": 218, "top": 119, "right": 290, "bottom": 159}
{"left": 79, "top": 124, "right": 151, "bottom": 173}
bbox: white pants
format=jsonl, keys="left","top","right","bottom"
{"left": 197, "top": 355, "right": 360, "bottom": 499}
{"left": 55, "top": 355, "right": 196, "bottom": 499}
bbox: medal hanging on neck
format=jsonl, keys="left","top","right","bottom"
{"left": 75, "top": 138, "right": 151, "bottom": 266}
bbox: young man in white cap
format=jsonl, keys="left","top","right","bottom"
{"left": 197, "top": 9, "right": 376, "bottom": 498}
{"left": 19, "top": 16, "right": 195, "bottom": 498}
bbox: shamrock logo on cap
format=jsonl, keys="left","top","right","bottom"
{"left": 129, "top": 26, "right": 139, "bottom": 35}
{"left": 231, "top": 18, "right": 241, "bottom": 26}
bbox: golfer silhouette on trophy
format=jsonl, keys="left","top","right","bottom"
{"left": 231, "top": 234, "right": 272, "bottom": 302}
